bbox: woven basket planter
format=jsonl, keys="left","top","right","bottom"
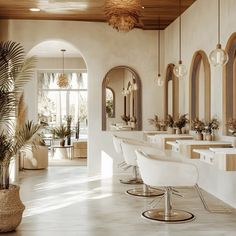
{"left": 0, "top": 185, "right": 25, "bottom": 233}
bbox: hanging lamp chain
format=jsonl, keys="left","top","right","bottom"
{"left": 61, "top": 49, "right": 66, "bottom": 75}
{"left": 218, "top": 0, "right": 220, "bottom": 46}
{"left": 179, "top": 0, "right": 182, "bottom": 64}
{"left": 158, "top": 17, "right": 161, "bottom": 76}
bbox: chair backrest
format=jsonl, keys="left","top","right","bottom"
{"left": 121, "top": 139, "right": 166, "bottom": 166}
{"left": 112, "top": 135, "right": 123, "bottom": 154}
{"left": 135, "top": 150, "right": 198, "bottom": 187}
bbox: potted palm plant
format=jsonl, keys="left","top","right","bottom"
{"left": 0, "top": 41, "right": 42, "bottom": 232}
{"left": 51, "top": 125, "right": 71, "bottom": 146}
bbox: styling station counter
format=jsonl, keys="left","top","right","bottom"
{"left": 143, "top": 131, "right": 168, "bottom": 141}
{"left": 148, "top": 134, "right": 193, "bottom": 150}
{"left": 167, "top": 140, "right": 233, "bottom": 159}
{"left": 193, "top": 148, "right": 236, "bottom": 171}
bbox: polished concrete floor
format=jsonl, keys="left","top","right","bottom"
{"left": 5, "top": 167, "right": 236, "bottom": 236}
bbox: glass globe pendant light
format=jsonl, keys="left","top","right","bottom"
{"left": 156, "top": 18, "right": 164, "bottom": 86}
{"left": 173, "top": 0, "right": 187, "bottom": 79}
{"left": 209, "top": 0, "right": 228, "bottom": 66}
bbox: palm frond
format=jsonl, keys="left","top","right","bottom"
{"left": 14, "top": 57, "right": 37, "bottom": 94}
{"left": 0, "top": 41, "right": 25, "bottom": 90}
{"left": 14, "top": 121, "right": 42, "bottom": 153}
{"left": 0, "top": 89, "right": 16, "bottom": 125}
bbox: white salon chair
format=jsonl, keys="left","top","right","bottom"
{"left": 121, "top": 140, "right": 165, "bottom": 197}
{"left": 136, "top": 150, "right": 198, "bottom": 223}
{"left": 112, "top": 135, "right": 143, "bottom": 184}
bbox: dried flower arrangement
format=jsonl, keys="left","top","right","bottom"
{"left": 148, "top": 115, "right": 160, "bottom": 130}
{"left": 174, "top": 114, "right": 189, "bottom": 129}
{"left": 166, "top": 114, "right": 174, "bottom": 128}
{"left": 204, "top": 118, "right": 219, "bottom": 134}
{"left": 192, "top": 118, "right": 205, "bottom": 133}
{"left": 226, "top": 118, "right": 236, "bottom": 136}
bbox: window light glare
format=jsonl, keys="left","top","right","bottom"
{"left": 29, "top": 8, "right": 40, "bottom": 12}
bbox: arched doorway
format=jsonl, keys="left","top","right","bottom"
{"left": 189, "top": 50, "right": 211, "bottom": 122}
{"left": 27, "top": 40, "right": 88, "bottom": 164}
{"left": 223, "top": 33, "right": 236, "bottom": 134}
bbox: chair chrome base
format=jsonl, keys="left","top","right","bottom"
{"left": 126, "top": 187, "right": 164, "bottom": 197}
{"left": 120, "top": 178, "right": 143, "bottom": 185}
{"left": 142, "top": 209, "right": 195, "bottom": 223}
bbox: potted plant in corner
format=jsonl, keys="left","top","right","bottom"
{"left": 174, "top": 114, "right": 189, "bottom": 134}
{"left": 204, "top": 118, "right": 219, "bottom": 141}
{"left": 51, "top": 125, "right": 71, "bottom": 146}
{"left": 148, "top": 115, "right": 160, "bottom": 131}
{"left": 166, "top": 114, "right": 175, "bottom": 134}
{"left": 192, "top": 118, "right": 205, "bottom": 140}
{"left": 0, "top": 41, "right": 42, "bottom": 232}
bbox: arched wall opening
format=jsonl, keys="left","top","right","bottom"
{"left": 223, "top": 32, "right": 236, "bottom": 135}
{"left": 189, "top": 50, "right": 211, "bottom": 123}
{"left": 26, "top": 39, "right": 89, "bottom": 163}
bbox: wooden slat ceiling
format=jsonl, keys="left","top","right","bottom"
{"left": 0, "top": 0, "right": 196, "bottom": 30}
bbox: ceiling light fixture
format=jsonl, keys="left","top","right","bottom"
{"left": 156, "top": 18, "right": 163, "bottom": 87}
{"left": 173, "top": 0, "right": 187, "bottom": 79}
{"left": 209, "top": 0, "right": 228, "bottom": 66}
{"left": 29, "top": 8, "right": 41, "bottom": 12}
{"left": 104, "top": 0, "right": 142, "bottom": 32}
{"left": 57, "top": 49, "right": 69, "bottom": 88}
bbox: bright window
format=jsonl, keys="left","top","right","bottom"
{"left": 38, "top": 72, "right": 88, "bottom": 136}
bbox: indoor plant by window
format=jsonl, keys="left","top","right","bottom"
{"left": 192, "top": 118, "right": 205, "bottom": 140}
{"left": 0, "top": 41, "right": 42, "bottom": 232}
{"left": 51, "top": 125, "right": 71, "bottom": 146}
{"left": 174, "top": 114, "right": 189, "bottom": 134}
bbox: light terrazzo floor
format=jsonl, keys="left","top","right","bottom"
{"left": 4, "top": 166, "right": 236, "bottom": 236}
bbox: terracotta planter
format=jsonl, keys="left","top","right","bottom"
{"left": 205, "top": 133, "right": 213, "bottom": 141}
{"left": 195, "top": 133, "right": 203, "bottom": 141}
{"left": 0, "top": 185, "right": 25, "bottom": 233}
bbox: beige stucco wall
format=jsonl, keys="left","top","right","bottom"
{"left": 164, "top": 0, "right": 236, "bottom": 207}
{"left": 0, "top": 19, "right": 165, "bottom": 176}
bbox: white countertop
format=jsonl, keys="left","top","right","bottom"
{"left": 176, "top": 140, "right": 232, "bottom": 145}
{"left": 209, "top": 148, "right": 236, "bottom": 154}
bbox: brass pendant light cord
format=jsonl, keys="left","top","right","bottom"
{"left": 218, "top": 0, "right": 220, "bottom": 45}
{"left": 158, "top": 17, "right": 161, "bottom": 75}
{"left": 179, "top": 0, "right": 182, "bottom": 63}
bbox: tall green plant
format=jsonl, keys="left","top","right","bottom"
{"left": 0, "top": 41, "right": 42, "bottom": 189}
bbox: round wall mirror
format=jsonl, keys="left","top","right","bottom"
{"left": 102, "top": 66, "right": 142, "bottom": 131}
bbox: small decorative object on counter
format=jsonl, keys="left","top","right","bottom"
{"left": 174, "top": 114, "right": 189, "bottom": 134}
{"left": 121, "top": 115, "right": 130, "bottom": 125}
{"left": 226, "top": 118, "right": 236, "bottom": 136}
{"left": 192, "top": 118, "right": 205, "bottom": 140}
{"left": 148, "top": 115, "right": 161, "bottom": 131}
{"left": 204, "top": 118, "right": 219, "bottom": 141}
{"left": 166, "top": 114, "right": 175, "bottom": 134}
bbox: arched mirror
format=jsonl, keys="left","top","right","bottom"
{"left": 102, "top": 66, "right": 142, "bottom": 131}
{"left": 223, "top": 33, "right": 236, "bottom": 134}
{"left": 164, "top": 64, "right": 179, "bottom": 119}
{"left": 189, "top": 50, "right": 211, "bottom": 122}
